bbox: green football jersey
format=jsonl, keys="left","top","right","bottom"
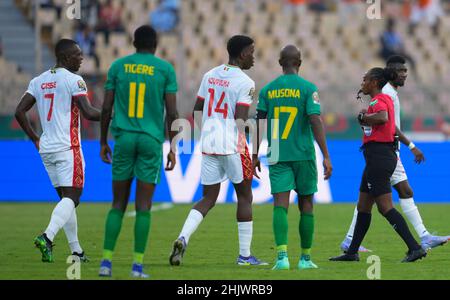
{"left": 257, "top": 74, "right": 321, "bottom": 163}
{"left": 105, "top": 52, "right": 178, "bottom": 143}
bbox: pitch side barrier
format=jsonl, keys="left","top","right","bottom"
{"left": 0, "top": 140, "right": 449, "bottom": 203}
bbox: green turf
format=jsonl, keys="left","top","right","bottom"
{"left": 0, "top": 203, "right": 449, "bottom": 280}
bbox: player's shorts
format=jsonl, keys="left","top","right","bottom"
{"left": 268, "top": 160, "right": 318, "bottom": 195}
{"left": 360, "top": 142, "right": 397, "bottom": 197}
{"left": 40, "top": 147, "right": 85, "bottom": 188}
{"left": 390, "top": 156, "right": 408, "bottom": 186}
{"left": 200, "top": 150, "right": 253, "bottom": 185}
{"left": 112, "top": 131, "right": 162, "bottom": 184}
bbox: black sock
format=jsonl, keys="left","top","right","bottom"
{"left": 348, "top": 212, "right": 372, "bottom": 255}
{"left": 384, "top": 208, "right": 420, "bottom": 251}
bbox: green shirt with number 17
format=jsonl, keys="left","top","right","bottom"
{"left": 257, "top": 74, "right": 321, "bottom": 163}
{"left": 105, "top": 52, "right": 178, "bottom": 143}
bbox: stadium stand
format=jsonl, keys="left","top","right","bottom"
{"left": 1, "top": 0, "right": 450, "bottom": 119}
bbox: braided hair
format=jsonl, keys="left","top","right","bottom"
{"left": 356, "top": 67, "right": 397, "bottom": 101}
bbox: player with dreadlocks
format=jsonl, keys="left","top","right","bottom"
{"left": 330, "top": 67, "right": 427, "bottom": 263}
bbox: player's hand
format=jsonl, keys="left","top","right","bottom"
{"left": 100, "top": 143, "right": 112, "bottom": 164}
{"left": 165, "top": 151, "right": 176, "bottom": 171}
{"left": 252, "top": 155, "right": 261, "bottom": 179}
{"left": 33, "top": 139, "right": 40, "bottom": 151}
{"left": 412, "top": 147, "right": 425, "bottom": 164}
{"left": 323, "top": 157, "right": 332, "bottom": 180}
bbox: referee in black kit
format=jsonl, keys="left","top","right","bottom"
{"left": 330, "top": 68, "right": 427, "bottom": 263}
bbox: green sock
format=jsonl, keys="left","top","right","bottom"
{"left": 276, "top": 245, "right": 288, "bottom": 260}
{"left": 273, "top": 206, "right": 288, "bottom": 248}
{"left": 103, "top": 208, "right": 125, "bottom": 260}
{"left": 299, "top": 213, "right": 314, "bottom": 256}
{"left": 134, "top": 210, "right": 151, "bottom": 263}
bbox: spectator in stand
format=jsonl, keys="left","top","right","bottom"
{"left": 75, "top": 23, "right": 100, "bottom": 70}
{"left": 150, "top": 0, "right": 180, "bottom": 33}
{"left": 81, "top": 0, "right": 100, "bottom": 29}
{"left": 409, "top": 0, "right": 444, "bottom": 36}
{"left": 380, "top": 18, "right": 417, "bottom": 78}
{"left": 96, "top": 0, "right": 124, "bottom": 45}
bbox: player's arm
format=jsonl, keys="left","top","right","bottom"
{"left": 192, "top": 96, "right": 204, "bottom": 130}
{"left": 99, "top": 90, "right": 114, "bottom": 163}
{"left": 15, "top": 93, "right": 40, "bottom": 150}
{"left": 309, "top": 114, "right": 332, "bottom": 180}
{"left": 165, "top": 92, "right": 179, "bottom": 171}
{"left": 74, "top": 95, "right": 100, "bottom": 121}
{"left": 252, "top": 109, "right": 267, "bottom": 179}
{"left": 358, "top": 110, "right": 388, "bottom": 126}
{"left": 396, "top": 126, "right": 425, "bottom": 163}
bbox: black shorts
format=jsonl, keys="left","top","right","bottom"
{"left": 359, "top": 142, "right": 397, "bottom": 197}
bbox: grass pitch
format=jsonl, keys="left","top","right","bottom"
{"left": 0, "top": 203, "right": 449, "bottom": 280}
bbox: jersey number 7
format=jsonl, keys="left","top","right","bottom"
{"left": 272, "top": 106, "right": 298, "bottom": 140}
{"left": 44, "top": 93, "right": 55, "bottom": 121}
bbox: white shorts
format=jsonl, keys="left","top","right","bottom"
{"left": 40, "top": 148, "right": 85, "bottom": 188}
{"left": 201, "top": 152, "right": 252, "bottom": 185}
{"left": 390, "top": 157, "right": 408, "bottom": 186}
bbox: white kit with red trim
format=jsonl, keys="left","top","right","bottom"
{"left": 26, "top": 67, "right": 88, "bottom": 154}
{"left": 197, "top": 64, "right": 255, "bottom": 155}
{"left": 26, "top": 67, "right": 88, "bottom": 188}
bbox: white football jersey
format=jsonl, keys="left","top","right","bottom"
{"left": 382, "top": 83, "right": 400, "bottom": 130}
{"left": 197, "top": 64, "right": 255, "bottom": 155}
{"left": 26, "top": 68, "right": 88, "bottom": 153}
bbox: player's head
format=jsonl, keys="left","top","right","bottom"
{"left": 386, "top": 55, "right": 407, "bottom": 87}
{"left": 133, "top": 25, "right": 158, "bottom": 53}
{"left": 55, "top": 39, "right": 83, "bottom": 72}
{"left": 227, "top": 35, "right": 254, "bottom": 70}
{"left": 360, "top": 67, "right": 397, "bottom": 96}
{"left": 279, "top": 45, "right": 302, "bottom": 72}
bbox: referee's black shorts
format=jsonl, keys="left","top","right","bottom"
{"left": 359, "top": 142, "right": 397, "bottom": 197}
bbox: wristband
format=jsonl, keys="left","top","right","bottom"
{"left": 408, "top": 142, "right": 416, "bottom": 150}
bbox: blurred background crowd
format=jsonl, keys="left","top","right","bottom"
{"left": 0, "top": 0, "right": 449, "bottom": 140}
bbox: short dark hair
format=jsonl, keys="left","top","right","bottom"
{"left": 55, "top": 39, "right": 77, "bottom": 59}
{"left": 368, "top": 67, "right": 397, "bottom": 89}
{"left": 134, "top": 25, "right": 158, "bottom": 50}
{"left": 227, "top": 35, "right": 254, "bottom": 59}
{"left": 386, "top": 55, "right": 406, "bottom": 66}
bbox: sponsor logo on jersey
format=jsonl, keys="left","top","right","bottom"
{"left": 248, "top": 88, "right": 255, "bottom": 99}
{"left": 362, "top": 125, "right": 373, "bottom": 136}
{"left": 312, "top": 91, "right": 320, "bottom": 104}
{"left": 77, "top": 80, "right": 87, "bottom": 91}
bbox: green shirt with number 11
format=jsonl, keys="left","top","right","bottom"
{"left": 257, "top": 74, "right": 321, "bottom": 163}
{"left": 105, "top": 52, "right": 178, "bottom": 143}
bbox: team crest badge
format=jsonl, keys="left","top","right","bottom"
{"left": 312, "top": 91, "right": 320, "bottom": 104}
{"left": 77, "top": 80, "right": 87, "bottom": 91}
{"left": 248, "top": 88, "right": 255, "bottom": 99}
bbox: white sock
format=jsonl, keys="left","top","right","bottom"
{"left": 238, "top": 221, "right": 253, "bottom": 257}
{"left": 345, "top": 206, "right": 359, "bottom": 239}
{"left": 179, "top": 209, "right": 204, "bottom": 244}
{"left": 400, "top": 198, "right": 430, "bottom": 238}
{"left": 44, "top": 197, "right": 75, "bottom": 242}
{"left": 63, "top": 208, "right": 83, "bottom": 253}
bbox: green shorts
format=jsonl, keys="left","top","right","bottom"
{"left": 269, "top": 160, "right": 318, "bottom": 195}
{"left": 112, "top": 131, "right": 163, "bottom": 184}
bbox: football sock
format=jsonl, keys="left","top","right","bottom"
{"left": 347, "top": 212, "right": 372, "bottom": 255}
{"left": 384, "top": 208, "right": 421, "bottom": 251}
{"left": 179, "top": 209, "right": 203, "bottom": 244}
{"left": 237, "top": 221, "right": 252, "bottom": 257}
{"left": 103, "top": 208, "right": 124, "bottom": 260}
{"left": 134, "top": 210, "right": 151, "bottom": 264}
{"left": 300, "top": 212, "right": 314, "bottom": 255}
{"left": 400, "top": 198, "right": 430, "bottom": 238}
{"left": 44, "top": 197, "right": 75, "bottom": 242}
{"left": 273, "top": 206, "right": 288, "bottom": 247}
{"left": 345, "top": 206, "right": 359, "bottom": 239}
{"left": 63, "top": 208, "right": 83, "bottom": 254}
{"left": 277, "top": 245, "right": 288, "bottom": 259}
